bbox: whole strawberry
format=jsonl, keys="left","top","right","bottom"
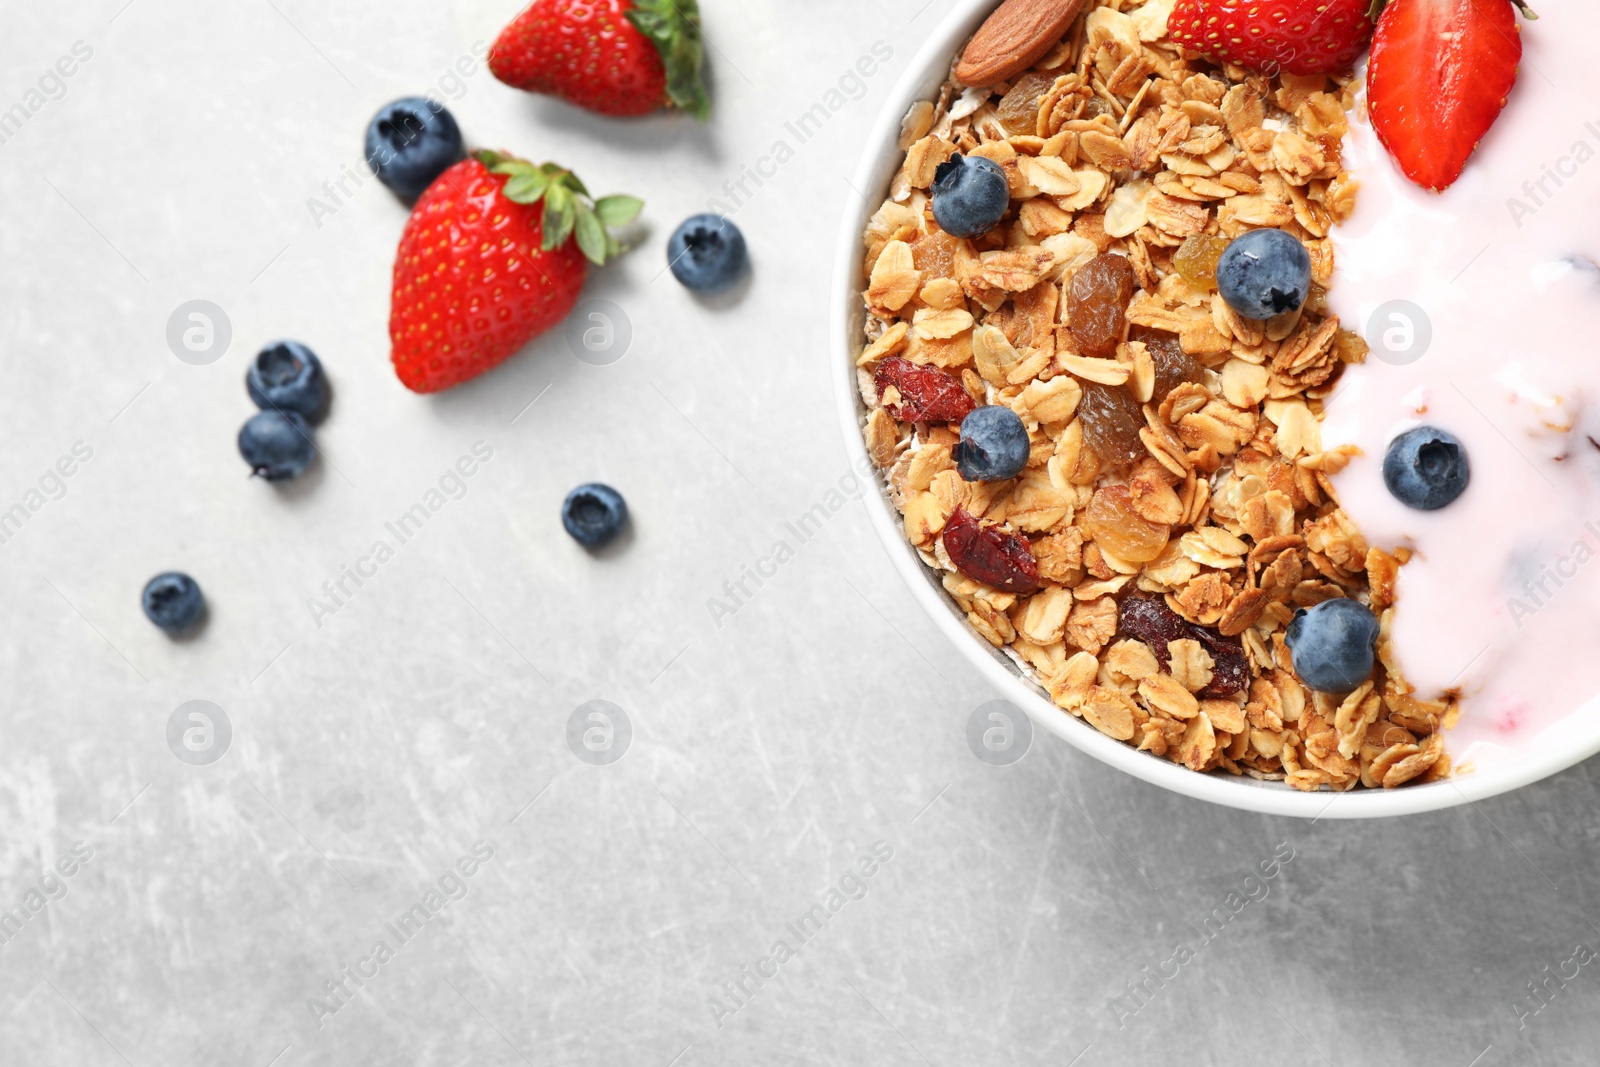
{"left": 489, "top": 0, "right": 708, "bottom": 119}
{"left": 388, "top": 150, "right": 642, "bottom": 393}
{"left": 1168, "top": 0, "right": 1376, "bottom": 75}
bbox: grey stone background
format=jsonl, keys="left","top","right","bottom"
{"left": 1, "top": 0, "right": 1598, "bottom": 1063}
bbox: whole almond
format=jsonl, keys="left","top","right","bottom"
{"left": 954, "top": 0, "right": 1087, "bottom": 87}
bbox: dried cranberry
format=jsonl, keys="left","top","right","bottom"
{"left": 942, "top": 507, "right": 1041, "bottom": 594}
{"left": 1118, "top": 596, "right": 1249, "bottom": 699}
{"left": 874, "top": 357, "right": 977, "bottom": 424}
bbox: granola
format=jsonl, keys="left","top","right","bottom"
{"left": 854, "top": 0, "right": 1455, "bottom": 791}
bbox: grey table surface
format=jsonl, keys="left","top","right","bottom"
{"left": 2, "top": 0, "right": 1598, "bottom": 1064}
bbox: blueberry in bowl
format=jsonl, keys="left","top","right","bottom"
{"left": 930, "top": 154, "right": 1009, "bottom": 239}
{"left": 1383, "top": 426, "right": 1469, "bottom": 510}
{"left": 247, "top": 340, "right": 328, "bottom": 422}
{"left": 1285, "top": 598, "right": 1381, "bottom": 693}
{"left": 954, "top": 406, "right": 1030, "bottom": 482}
{"left": 1216, "top": 228, "right": 1311, "bottom": 320}
{"left": 365, "top": 97, "right": 466, "bottom": 201}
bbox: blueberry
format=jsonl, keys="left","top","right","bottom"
{"left": 142, "top": 572, "right": 205, "bottom": 635}
{"left": 364, "top": 97, "right": 465, "bottom": 200}
{"left": 562, "top": 483, "right": 628, "bottom": 547}
{"left": 954, "top": 406, "right": 1030, "bottom": 482}
{"left": 239, "top": 410, "right": 315, "bottom": 481}
{"left": 1383, "top": 426, "right": 1469, "bottom": 511}
{"left": 1216, "top": 229, "right": 1311, "bottom": 320}
{"left": 1285, "top": 599, "right": 1380, "bottom": 693}
{"left": 667, "top": 214, "right": 748, "bottom": 293}
{"left": 930, "top": 154, "right": 1009, "bottom": 239}
{"left": 247, "top": 340, "right": 327, "bottom": 421}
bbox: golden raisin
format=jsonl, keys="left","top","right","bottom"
{"left": 1172, "top": 233, "right": 1230, "bottom": 291}
{"left": 997, "top": 72, "right": 1059, "bottom": 135}
{"left": 1077, "top": 382, "right": 1146, "bottom": 471}
{"left": 912, "top": 230, "right": 960, "bottom": 277}
{"left": 1068, "top": 253, "right": 1137, "bottom": 358}
{"left": 1333, "top": 327, "right": 1370, "bottom": 364}
{"left": 1085, "top": 485, "right": 1169, "bottom": 563}
{"left": 1084, "top": 96, "right": 1114, "bottom": 120}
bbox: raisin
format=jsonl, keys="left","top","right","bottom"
{"left": 1129, "top": 326, "right": 1204, "bottom": 402}
{"left": 1085, "top": 485, "right": 1169, "bottom": 562}
{"left": 1317, "top": 134, "right": 1342, "bottom": 167}
{"left": 1172, "top": 233, "right": 1230, "bottom": 291}
{"left": 1118, "top": 596, "right": 1250, "bottom": 699}
{"left": 942, "top": 507, "right": 1041, "bottom": 594}
{"left": 874, "top": 357, "right": 976, "bottom": 424}
{"left": 997, "top": 71, "right": 1059, "bottom": 136}
{"left": 912, "top": 231, "right": 960, "bottom": 276}
{"left": 1077, "top": 382, "right": 1146, "bottom": 470}
{"left": 1067, "top": 252, "right": 1137, "bottom": 358}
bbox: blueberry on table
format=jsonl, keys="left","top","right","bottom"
{"left": 667, "top": 214, "right": 748, "bottom": 293}
{"left": 1285, "top": 598, "right": 1380, "bottom": 693}
{"left": 1383, "top": 426, "right": 1469, "bottom": 511}
{"left": 365, "top": 97, "right": 465, "bottom": 200}
{"left": 954, "top": 406, "right": 1030, "bottom": 482}
{"left": 142, "top": 572, "right": 205, "bottom": 635}
{"left": 562, "top": 484, "right": 628, "bottom": 547}
{"left": 930, "top": 154, "right": 1009, "bottom": 239}
{"left": 1216, "top": 229, "right": 1311, "bottom": 320}
{"left": 238, "top": 410, "right": 315, "bottom": 481}
{"left": 247, "top": 340, "right": 327, "bottom": 421}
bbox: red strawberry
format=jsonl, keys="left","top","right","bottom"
{"left": 1369, "top": 0, "right": 1523, "bottom": 192}
{"left": 489, "top": 0, "right": 708, "bottom": 119}
{"left": 388, "top": 150, "right": 642, "bottom": 393}
{"left": 1168, "top": 0, "right": 1376, "bottom": 75}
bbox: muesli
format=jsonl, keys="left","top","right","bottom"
{"left": 854, "top": 0, "right": 1460, "bottom": 790}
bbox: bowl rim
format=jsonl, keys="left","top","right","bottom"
{"left": 829, "top": 0, "right": 1600, "bottom": 818}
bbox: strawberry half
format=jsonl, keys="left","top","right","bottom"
{"left": 388, "top": 151, "right": 642, "bottom": 394}
{"left": 489, "top": 0, "right": 708, "bottom": 119}
{"left": 1168, "top": 0, "right": 1376, "bottom": 75}
{"left": 1369, "top": 0, "right": 1523, "bottom": 192}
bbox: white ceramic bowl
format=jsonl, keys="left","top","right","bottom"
{"left": 830, "top": 0, "right": 1600, "bottom": 817}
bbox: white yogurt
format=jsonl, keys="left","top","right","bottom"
{"left": 1324, "top": 0, "right": 1600, "bottom": 770}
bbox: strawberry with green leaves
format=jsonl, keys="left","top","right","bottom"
{"left": 489, "top": 0, "right": 708, "bottom": 119}
{"left": 388, "top": 150, "right": 642, "bottom": 394}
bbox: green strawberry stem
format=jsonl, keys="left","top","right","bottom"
{"left": 475, "top": 150, "right": 644, "bottom": 266}
{"left": 626, "top": 0, "right": 710, "bottom": 120}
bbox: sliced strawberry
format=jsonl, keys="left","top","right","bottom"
{"left": 1168, "top": 0, "right": 1376, "bottom": 76}
{"left": 1369, "top": 0, "right": 1522, "bottom": 192}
